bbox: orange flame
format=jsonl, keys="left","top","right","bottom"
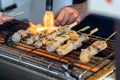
{"left": 27, "top": 11, "right": 57, "bottom": 35}
{"left": 43, "top": 11, "right": 54, "bottom": 29}
{"left": 27, "top": 22, "right": 47, "bottom": 35}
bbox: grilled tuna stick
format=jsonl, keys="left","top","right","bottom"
{"left": 79, "top": 32, "right": 116, "bottom": 63}
{"left": 56, "top": 28, "right": 98, "bottom": 56}
{"left": 46, "top": 26, "right": 90, "bottom": 52}
{"left": 47, "top": 22, "right": 78, "bottom": 40}
{"left": 34, "top": 22, "right": 79, "bottom": 47}
{"left": 34, "top": 30, "right": 78, "bottom": 49}
{"left": 12, "top": 22, "right": 45, "bottom": 42}
{"left": 12, "top": 30, "right": 28, "bottom": 42}
{"left": 27, "top": 22, "right": 77, "bottom": 45}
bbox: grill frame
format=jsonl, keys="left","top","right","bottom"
{"left": 0, "top": 19, "right": 116, "bottom": 80}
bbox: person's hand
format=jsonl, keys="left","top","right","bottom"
{"left": 0, "top": 12, "right": 13, "bottom": 25}
{"left": 55, "top": 2, "right": 90, "bottom": 26}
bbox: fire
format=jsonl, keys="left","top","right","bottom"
{"left": 28, "top": 22, "right": 47, "bottom": 35}
{"left": 27, "top": 22, "right": 58, "bottom": 35}
{"left": 27, "top": 11, "right": 57, "bottom": 35}
{"left": 43, "top": 11, "right": 54, "bottom": 29}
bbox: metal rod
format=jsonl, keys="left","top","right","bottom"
{"left": 46, "top": 0, "right": 53, "bottom": 11}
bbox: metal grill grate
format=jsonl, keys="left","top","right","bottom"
{"left": 0, "top": 19, "right": 116, "bottom": 80}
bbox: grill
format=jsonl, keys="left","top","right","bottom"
{"left": 0, "top": 19, "right": 115, "bottom": 80}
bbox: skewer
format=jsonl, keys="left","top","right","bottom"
{"left": 79, "top": 31, "right": 116, "bottom": 63}
{"left": 35, "top": 26, "right": 91, "bottom": 49}
{"left": 105, "top": 31, "right": 116, "bottom": 41}
{"left": 13, "top": 11, "right": 24, "bottom": 17}
{"left": 88, "top": 28, "right": 98, "bottom": 36}
{"left": 56, "top": 28, "right": 98, "bottom": 56}
{"left": 46, "top": 26, "right": 91, "bottom": 52}
{"left": 69, "top": 21, "right": 78, "bottom": 28}
{"left": 77, "top": 26, "right": 90, "bottom": 32}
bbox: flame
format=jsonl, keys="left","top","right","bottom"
{"left": 27, "top": 22, "right": 47, "bottom": 35}
{"left": 43, "top": 11, "right": 54, "bottom": 29}
{"left": 27, "top": 11, "right": 57, "bottom": 35}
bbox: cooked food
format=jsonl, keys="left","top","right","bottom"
{"left": 67, "top": 37, "right": 82, "bottom": 50}
{"left": 46, "top": 34, "right": 70, "bottom": 52}
{"left": 56, "top": 34, "right": 89, "bottom": 56}
{"left": 56, "top": 43, "right": 73, "bottom": 56}
{"left": 34, "top": 39, "right": 43, "bottom": 48}
{"left": 47, "top": 31, "right": 57, "bottom": 40}
{"left": 12, "top": 30, "right": 28, "bottom": 42}
{"left": 27, "top": 36, "right": 35, "bottom": 44}
{"left": 34, "top": 37, "right": 48, "bottom": 48}
{"left": 56, "top": 22, "right": 77, "bottom": 35}
{"left": 79, "top": 40, "right": 107, "bottom": 63}
{"left": 12, "top": 32, "right": 22, "bottom": 42}
{"left": 46, "top": 40, "right": 61, "bottom": 52}
{"left": 46, "top": 30, "right": 79, "bottom": 52}
{"left": 18, "top": 30, "right": 28, "bottom": 38}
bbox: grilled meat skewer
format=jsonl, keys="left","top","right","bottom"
{"left": 79, "top": 40, "right": 107, "bottom": 63}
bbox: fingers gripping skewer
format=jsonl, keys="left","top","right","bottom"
{"left": 77, "top": 26, "right": 90, "bottom": 32}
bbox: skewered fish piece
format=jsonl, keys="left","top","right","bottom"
{"left": 46, "top": 40, "right": 61, "bottom": 52}
{"left": 34, "top": 26, "right": 89, "bottom": 49}
{"left": 79, "top": 32, "right": 116, "bottom": 63}
{"left": 46, "top": 31, "right": 57, "bottom": 40}
{"left": 34, "top": 39, "right": 43, "bottom": 48}
{"left": 47, "top": 25, "right": 89, "bottom": 40}
{"left": 26, "top": 36, "right": 35, "bottom": 44}
{"left": 12, "top": 30, "right": 28, "bottom": 42}
{"left": 34, "top": 37, "right": 48, "bottom": 48}
{"left": 12, "top": 21, "right": 77, "bottom": 43}
{"left": 26, "top": 29, "right": 54, "bottom": 45}
{"left": 34, "top": 30, "right": 78, "bottom": 50}
{"left": 27, "top": 27, "right": 57, "bottom": 44}
{"left": 54, "top": 34, "right": 70, "bottom": 44}
{"left": 26, "top": 34, "right": 43, "bottom": 45}
{"left": 56, "top": 22, "right": 77, "bottom": 35}
{"left": 46, "top": 30, "right": 79, "bottom": 52}
{"left": 67, "top": 37, "right": 82, "bottom": 50}
{"left": 12, "top": 32, "right": 22, "bottom": 42}
{"left": 47, "top": 22, "right": 77, "bottom": 40}
{"left": 46, "top": 27, "right": 91, "bottom": 52}
{"left": 46, "top": 35, "right": 70, "bottom": 52}
{"left": 18, "top": 30, "right": 28, "bottom": 38}
{"left": 79, "top": 40, "right": 107, "bottom": 63}
{"left": 56, "top": 34, "right": 88, "bottom": 56}
{"left": 57, "top": 43, "right": 74, "bottom": 56}
{"left": 63, "top": 30, "right": 79, "bottom": 38}
{"left": 56, "top": 28, "right": 98, "bottom": 56}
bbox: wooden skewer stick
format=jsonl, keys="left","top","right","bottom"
{"left": 69, "top": 21, "right": 78, "bottom": 28}
{"left": 13, "top": 11, "right": 24, "bottom": 17}
{"left": 77, "top": 26, "right": 90, "bottom": 32}
{"left": 88, "top": 28, "right": 99, "bottom": 36}
{"left": 105, "top": 31, "right": 116, "bottom": 41}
